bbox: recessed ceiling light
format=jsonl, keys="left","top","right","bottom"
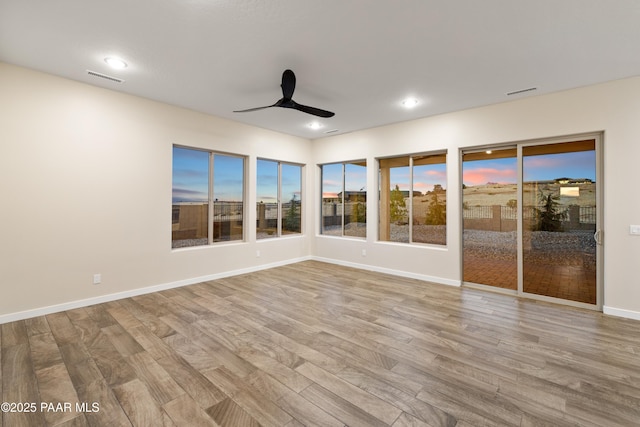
{"left": 104, "top": 57, "right": 128, "bottom": 69}
{"left": 401, "top": 97, "right": 419, "bottom": 109}
{"left": 485, "top": 150, "right": 493, "bottom": 154}
{"left": 308, "top": 122, "right": 322, "bottom": 130}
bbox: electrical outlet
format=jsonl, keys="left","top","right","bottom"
{"left": 256, "top": 250, "right": 261, "bottom": 258}
{"left": 362, "top": 249, "right": 366, "bottom": 257}
{"left": 93, "top": 274, "right": 101, "bottom": 285}
{"left": 630, "top": 225, "right": 640, "bottom": 235}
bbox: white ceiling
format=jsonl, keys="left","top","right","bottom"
{"left": 1, "top": 0, "right": 640, "bottom": 139}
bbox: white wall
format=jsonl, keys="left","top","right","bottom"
{"left": 313, "top": 76, "right": 640, "bottom": 319}
{"left": 0, "top": 62, "right": 314, "bottom": 321}
{"left": 2, "top": 62, "right": 640, "bottom": 322}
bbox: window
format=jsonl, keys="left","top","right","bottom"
{"left": 256, "top": 159, "right": 302, "bottom": 239}
{"left": 172, "top": 146, "right": 245, "bottom": 248}
{"left": 379, "top": 152, "right": 446, "bottom": 245}
{"left": 320, "top": 161, "right": 367, "bottom": 238}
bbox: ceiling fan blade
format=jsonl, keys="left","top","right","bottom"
{"left": 233, "top": 105, "right": 274, "bottom": 113}
{"left": 281, "top": 69, "right": 296, "bottom": 101}
{"left": 234, "top": 69, "right": 335, "bottom": 118}
{"left": 291, "top": 101, "right": 335, "bottom": 118}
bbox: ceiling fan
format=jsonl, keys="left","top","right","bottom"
{"left": 234, "top": 69, "right": 335, "bottom": 118}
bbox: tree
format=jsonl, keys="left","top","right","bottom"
{"left": 284, "top": 194, "right": 301, "bottom": 232}
{"left": 389, "top": 185, "right": 407, "bottom": 223}
{"left": 532, "top": 191, "right": 566, "bottom": 231}
{"left": 425, "top": 191, "right": 446, "bottom": 225}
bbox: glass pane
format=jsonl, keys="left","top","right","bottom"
{"left": 172, "top": 147, "right": 209, "bottom": 248}
{"left": 412, "top": 156, "right": 446, "bottom": 245}
{"left": 256, "top": 159, "right": 278, "bottom": 239}
{"left": 379, "top": 157, "right": 410, "bottom": 242}
{"left": 321, "top": 163, "right": 343, "bottom": 236}
{"left": 462, "top": 149, "right": 518, "bottom": 289}
{"left": 344, "top": 161, "right": 367, "bottom": 238}
{"left": 522, "top": 141, "right": 596, "bottom": 304}
{"left": 281, "top": 163, "right": 302, "bottom": 235}
{"left": 213, "top": 154, "right": 244, "bottom": 242}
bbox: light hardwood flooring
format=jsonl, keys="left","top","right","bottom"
{"left": 2, "top": 260, "right": 640, "bottom": 426}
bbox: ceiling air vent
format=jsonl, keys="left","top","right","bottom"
{"left": 506, "top": 87, "right": 537, "bottom": 96}
{"left": 86, "top": 70, "right": 124, "bottom": 83}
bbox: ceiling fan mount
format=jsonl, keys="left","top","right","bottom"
{"left": 234, "top": 69, "right": 335, "bottom": 118}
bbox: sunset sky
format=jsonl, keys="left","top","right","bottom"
{"left": 463, "top": 150, "right": 596, "bottom": 186}
{"left": 321, "top": 163, "right": 367, "bottom": 199}
{"left": 174, "top": 147, "right": 596, "bottom": 203}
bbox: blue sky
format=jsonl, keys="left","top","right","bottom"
{"left": 256, "top": 159, "right": 302, "bottom": 203}
{"left": 172, "top": 147, "right": 208, "bottom": 202}
{"left": 322, "top": 163, "right": 367, "bottom": 198}
{"left": 172, "top": 147, "right": 244, "bottom": 202}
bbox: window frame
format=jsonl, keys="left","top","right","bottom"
{"left": 256, "top": 158, "right": 303, "bottom": 239}
{"left": 319, "top": 160, "right": 367, "bottom": 239}
{"left": 172, "top": 144, "right": 247, "bottom": 249}
{"left": 378, "top": 151, "right": 447, "bottom": 246}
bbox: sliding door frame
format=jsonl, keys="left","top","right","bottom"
{"left": 460, "top": 132, "right": 604, "bottom": 311}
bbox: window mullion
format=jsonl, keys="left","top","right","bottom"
{"left": 277, "top": 162, "right": 282, "bottom": 237}
{"left": 409, "top": 156, "right": 414, "bottom": 243}
{"left": 342, "top": 163, "right": 346, "bottom": 236}
{"left": 208, "top": 152, "right": 215, "bottom": 244}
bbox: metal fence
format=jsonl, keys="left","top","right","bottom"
{"left": 463, "top": 205, "right": 596, "bottom": 224}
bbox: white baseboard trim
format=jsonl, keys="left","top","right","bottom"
{"left": 311, "top": 256, "right": 461, "bottom": 287}
{"left": 0, "top": 256, "right": 312, "bottom": 325}
{"left": 603, "top": 305, "right": 640, "bottom": 321}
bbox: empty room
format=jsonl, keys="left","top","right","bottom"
{"left": 1, "top": 1, "right": 640, "bottom": 426}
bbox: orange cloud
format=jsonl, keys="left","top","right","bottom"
{"left": 463, "top": 167, "right": 516, "bottom": 186}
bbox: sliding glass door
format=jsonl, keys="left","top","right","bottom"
{"left": 522, "top": 140, "right": 598, "bottom": 304}
{"left": 462, "top": 148, "right": 518, "bottom": 290}
{"left": 462, "top": 135, "right": 602, "bottom": 309}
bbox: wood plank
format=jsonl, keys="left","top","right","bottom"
{"left": 337, "top": 365, "right": 456, "bottom": 427}
{"left": 246, "top": 371, "right": 345, "bottom": 427}
{"left": 113, "top": 379, "right": 174, "bottom": 427}
{"left": 156, "top": 353, "right": 228, "bottom": 409}
{"left": 1, "top": 343, "right": 46, "bottom": 426}
{"left": 206, "top": 397, "right": 261, "bottom": 427}
{"left": 163, "top": 393, "right": 220, "bottom": 427}
{"left": 126, "top": 351, "right": 185, "bottom": 405}
{"left": 34, "top": 363, "right": 81, "bottom": 426}
{"left": 86, "top": 331, "right": 138, "bottom": 387}
{"left": 58, "top": 343, "right": 105, "bottom": 393}
{"left": 2, "top": 261, "right": 640, "bottom": 427}
{"left": 28, "top": 332, "right": 63, "bottom": 371}
{"left": 296, "top": 361, "right": 402, "bottom": 425}
{"left": 47, "top": 312, "right": 80, "bottom": 345}
{"left": 202, "top": 366, "right": 293, "bottom": 427}
{"left": 102, "top": 323, "right": 146, "bottom": 358}
{"left": 79, "top": 379, "right": 135, "bottom": 427}
{"left": 300, "top": 383, "right": 389, "bottom": 427}
{"left": 1, "top": 320, "right": 29, "bottom": 347}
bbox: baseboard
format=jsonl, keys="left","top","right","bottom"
{"left": 603, "top": 305, "right": 640, "bottom": 321}
{"left": 0, "top": 256, "right": 312, "bottom": 325}
{"left": 311, "top": 256, "right": 461, "bottom": 287}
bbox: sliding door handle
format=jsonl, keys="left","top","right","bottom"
{"left": 594, "top": 229, "right": 603, "bottom": 245}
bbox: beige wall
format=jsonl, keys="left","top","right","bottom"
{"left": 312, "top": 76, "right": 640, "bottom": 319}
{"left": 2, "top": 61, "right": 640, "bottom": 321}
{"left": 0, "top": 62, "right": 314, "bottom": 320}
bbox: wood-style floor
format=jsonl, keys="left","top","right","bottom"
{"left": 2, "top": 260, "right": 640, "bottom": 426}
